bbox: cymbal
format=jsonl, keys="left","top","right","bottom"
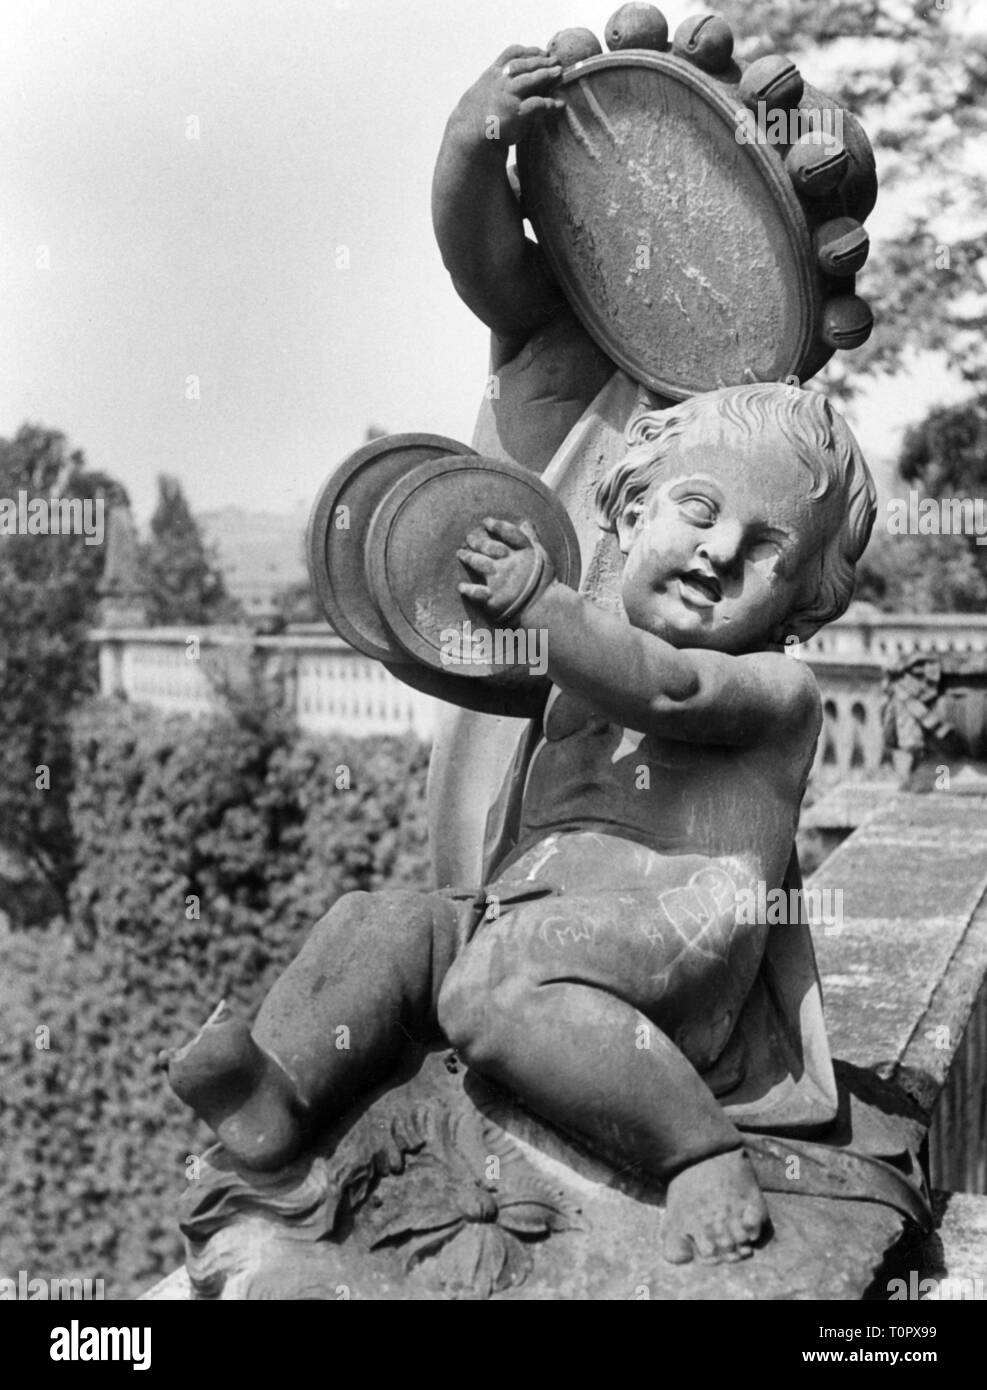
{"left": 306, "top": 433, "right": 475, "bottom": 664}
{"left": 366, "top": 453, "right": 580, "bottom": 684}
{"left": 308, "top": 441, "right": 581, "bottom": 717}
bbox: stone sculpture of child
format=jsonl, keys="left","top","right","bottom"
{"left": 169, "top": 381, "right": 876, "bottom": 1267}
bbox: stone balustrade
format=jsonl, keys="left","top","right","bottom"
{"left": 91, "top": 611, "right": 987, "bottom": 788}
{"left": 92, "top": 625, "right": 440, "bottom": 741}
{"left": 806, "top": 656, "right": 886, "bottom": 788}
{"left": 804, "top": 611, "right": 987, "bottom": 662}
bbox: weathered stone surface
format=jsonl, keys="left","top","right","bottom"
{"left": 150, "top": 1188, "right": 987, "bottom": 1303}
{"left": 169, "top": 1051, "right": 911, "bottom": 1301}
{"left": 801, "top": 780, "right": 899, "bottom": 834}
{"left": 811, "top": 793, "right": 987, "bottom": 1118}
{"left": 150, "top": 25, "right": 944, "bottom": 1304}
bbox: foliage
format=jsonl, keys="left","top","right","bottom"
{"left": 0, "top": 425, "right": 127, "bottom": 900}
{"left": 141, "top": 474, "right": 240, "bottom": 626}
{"left": 855, "top": 529, "right": 987, "bottom": 612}
{"left": 856, "top": 392, "right": 987, "bottom": 611}
{"left": 270, "top": 577, "right": 322, "bottom": 628}
{"left": 0, "top": 697, "right": 430, "bottom": 1297}
{"left": 718, "top": 0, "right": 987, "bottom": 393}
{"left": 898, "top": 392, "right": 987, "bottom": 498}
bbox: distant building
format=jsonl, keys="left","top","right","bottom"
{"left": 198, "top": 504, "right": 310, "bottom": 622}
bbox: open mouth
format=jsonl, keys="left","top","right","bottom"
{"left": 677, "top": 570, "right": 722, "bottom": 607}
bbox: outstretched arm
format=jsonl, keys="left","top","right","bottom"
{"left": 527, "top": 581, "right": 817, "bottom": 746}
{"left": 432, "top": 46, "right": 566, "bottom": 341}
{"left": 457, "top": 519, "right": 820, "bottom": 747}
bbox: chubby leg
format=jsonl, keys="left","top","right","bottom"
{"left": 437, "top": 870, "right": 770, "bottom": 1263}
{"left": 168, "top": 888, "right": 465, "bottom": 1170}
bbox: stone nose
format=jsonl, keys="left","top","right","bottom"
{"left": 697, "top": 520, "right": 745, "bottom": 573}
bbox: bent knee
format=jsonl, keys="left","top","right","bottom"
{"left": 306, "top": 888, "right": 455, "bottom": 974}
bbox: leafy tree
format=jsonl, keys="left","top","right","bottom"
{"left": 898, "top": 392, "right": 987, "bottom": 498}
{"left": 141, "top": 474, "right": 240, "bottom": 626}
{"left": 271, "top": 577, "right": 321, "bottom": 628}
{"left": 855, "top": 529, "right": 987, "bottom": 612}
{"left": 717, "top": 0, "right": 987, "bottom": 393}
{"left": 0, "top": 424, "right": 127, "bottom": 902}
{"left": 855, "top": 392, "right": 987, "bottom": 611}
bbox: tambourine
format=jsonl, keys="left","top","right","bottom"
{"left": 307, "top": 436, "right": 581, "bottom": 717}
{"left": 518, "top": 10, "right": 877, "bottom": 400}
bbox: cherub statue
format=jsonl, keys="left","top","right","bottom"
{"left": 425, "top": 32, "right": 876, "bottom": 888}
{"left": 169, "top": 380, "right": 876, "bottom": 1266}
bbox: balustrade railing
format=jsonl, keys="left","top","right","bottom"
{"left": 93, "top": 611, "right": 987, "bottom": 781}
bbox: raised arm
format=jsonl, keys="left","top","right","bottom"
{"left": 457, "top": 519, "right": 820, "bottom": 747}
{"left": 432, "top": 46, "right": 566, "bottom": 341}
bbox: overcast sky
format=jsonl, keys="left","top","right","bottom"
{"left": 0, "top": 0, "right": 969, "bottom": 520}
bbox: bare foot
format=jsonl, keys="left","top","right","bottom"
{"left": 662, "top": 1148, "right": 770, "bottom": 1264}
{"left": 166, "top": 1001, "right": 308, "bottom": 1171}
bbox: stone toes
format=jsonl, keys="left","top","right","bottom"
{"left": 697, "top": 1247, "right": 733, "bottom": 1265}
{"left": 742, "top": 1202, "right": 768, "bottom": 1241}
{"left": 729, "top": 1215, "right": 755, "bottom": 1249}
{"left": 717, "top": 1223, "right": 739, "bottom": 1256}
{"left": 714, "top": 1221, "right": 745, "bottom": 1257}
{"left": 692, "top": 1221, "right": 728, "bottom": 1263}
{"left": 692, "top": 1228, "right": 718, "bottom": 1261}
{"left": 661, "top": 1226, "right": 695, "bottom": 1265}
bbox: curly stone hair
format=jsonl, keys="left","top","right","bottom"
{"left": 595, "top": 383, "right": 877, "bottom": 641}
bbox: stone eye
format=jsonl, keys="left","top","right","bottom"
{"left": 679, "top": 497, "right": 716, "bottom": 525}
{"left": 747, "top": 539, "right": 782, "bottom": 566}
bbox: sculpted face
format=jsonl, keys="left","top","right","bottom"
{"left": 616, "top": 427, "right": 839, "bottom": 654}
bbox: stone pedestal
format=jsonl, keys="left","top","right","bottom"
{"left": 163, "top": 1049, "right": 924, "bottom": 1301}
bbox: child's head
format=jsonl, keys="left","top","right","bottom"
{"left": 595, "top": 384, "right": 876, "bottom": 653}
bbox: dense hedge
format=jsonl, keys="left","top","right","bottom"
{"left": 0, "top": 696, "right": 430, "bottom": 1297}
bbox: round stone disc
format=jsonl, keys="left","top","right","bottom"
{"left": 366, "top": 455, "right": 580, "bottom": 682}
{"left": 517, "top": 51, "right": 820, "bottom": 399}
{"left": 306, "top": 433, "right": 475, "bottom": 663}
